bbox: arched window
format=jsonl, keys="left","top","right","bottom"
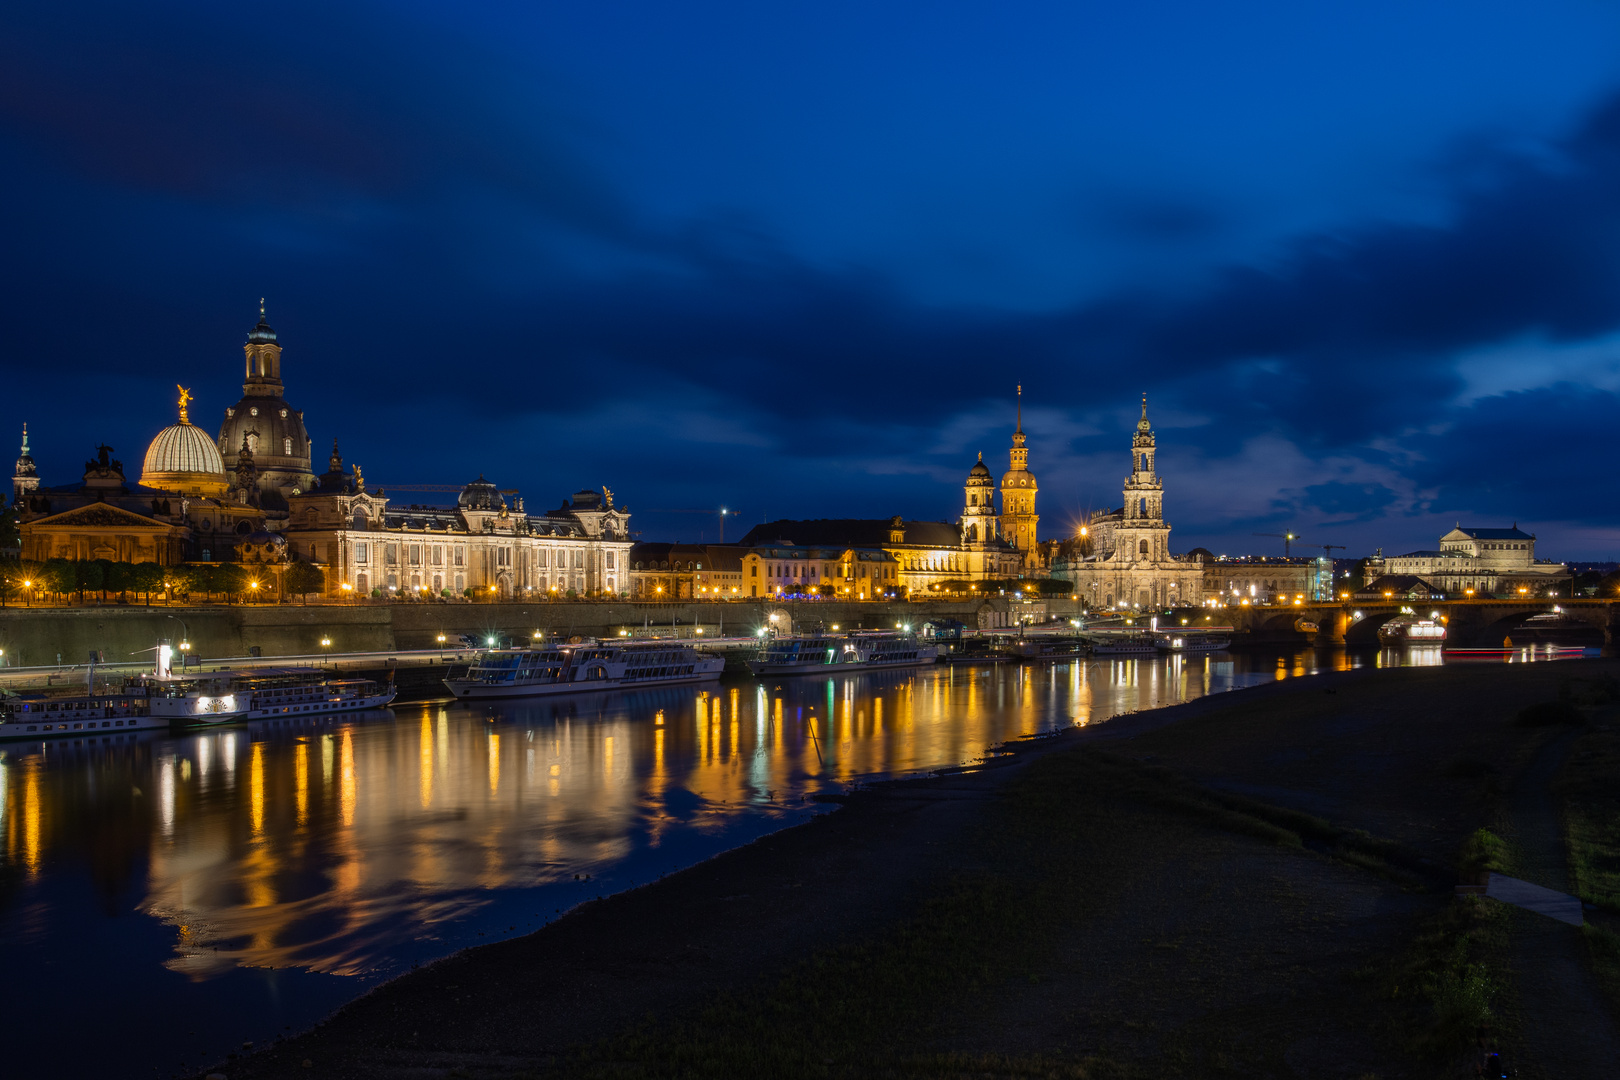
{"left": 353, "top": 509, "right": 368, "bottom": 530}
{"left": 1138, "top": 539, "right": 1149, "bottom": 556}
{"left": 284, "top": 437, "right": 293, "bottom": 455}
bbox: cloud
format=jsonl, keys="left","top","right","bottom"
{"left": 3, "top": 3, "right": 1620, "bottom": 553}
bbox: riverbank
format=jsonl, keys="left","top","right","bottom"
{"left": 209, "top": 659, "right": 1620, "bottom": 1079}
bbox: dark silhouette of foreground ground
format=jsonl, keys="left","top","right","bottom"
{"left": 215, "top": 660, "right": 1620, "bottom": 1079}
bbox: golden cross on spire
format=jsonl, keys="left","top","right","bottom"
{"left": 176, "top": 385, "right": 193, "bottom": 423}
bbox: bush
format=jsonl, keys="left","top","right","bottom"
{"left": 1515, "top": 700, "right": 1584, "bottom": 727}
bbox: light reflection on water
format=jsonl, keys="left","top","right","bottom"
{"left": 0, "top": 644, "right": 1561, "bottom": 1074}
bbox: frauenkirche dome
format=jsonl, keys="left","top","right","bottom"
{"left": 142, "top": 386, "right": 228, "bottom": 496}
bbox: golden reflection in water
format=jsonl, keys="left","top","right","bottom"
{"left": 250, "top": 741, "right": 265, "bottom": 836}
{"left": 24, "top": 763, "right": 40, "bottom": 875}
{"left": 296, "top": 741, "right": 309, "bottom": 826}
{"left": 35, "top": 653, "right": 1370, "bottom": 983}
{"left": 339, "top": 729, "right": 356, "bottom": 827}
{"left": 419, "top": 715, "right": 433, "bottom": 809}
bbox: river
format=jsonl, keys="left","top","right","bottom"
{"left": 0, "top": 644, "right": 1532, "bottom": 1075}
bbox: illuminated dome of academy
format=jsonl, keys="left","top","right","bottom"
{"left": 141, "top": 389, "right": 228, "bottom": 496}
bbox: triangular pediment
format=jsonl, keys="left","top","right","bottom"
{"left": 28, "top": 502, "right": 174, "bottom": 530}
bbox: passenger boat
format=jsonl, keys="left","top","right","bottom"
{"left": 148, "top": 669, "right": 397, "bottom": 726}
{"left": 1008, "top": 637, "right": 1089, "bottom": 661}
{"left": 1377, "top": 617, "right": 1446, "bottom": 646}
{"left": 445, "top": 640, "right": 724, "bottom": 699}
{"left": 0, "top": 685, "right": 168, "bottom": 740}
{"left": 1155, "top": 634, "right": 1231, "bottom": 653}
{"left": 1088, "top": 635, "right": 1159, "bottom": 656}
{"left": 746, "top": 631, "right": 939, "bottom": 676}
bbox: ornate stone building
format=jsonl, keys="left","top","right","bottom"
{"left": 15, "top": 445, "right": 192, "bottom": 564}
{"left": 1363, "top": 526, "right": 1569, "bottom": 597}
{"left": 282, "top": 450, "right": 633, "bottom": 598}
{"left": 739, "top": 517, "right": 1015, "bottom": 595}
{"left": 1053, "top": 398, "right": 1203, "bottom": 609}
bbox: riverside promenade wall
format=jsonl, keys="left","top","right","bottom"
{"left": 0, "top": 596, "right": 1082, "bottom": 666}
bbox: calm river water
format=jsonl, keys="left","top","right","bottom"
{"left": 0, "top": 645, "right": 1480, "bottom": 1075}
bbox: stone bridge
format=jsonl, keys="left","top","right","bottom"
{"left": 1225, "top": 599, "right": 1619, "bottom": 648}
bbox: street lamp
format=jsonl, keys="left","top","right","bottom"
{"left": 249, "top": 581, "right": 260, "bottom": 604}
{"left": 341, "top": 582, "right": 353, "bottom": 603}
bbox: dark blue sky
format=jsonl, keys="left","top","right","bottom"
{"left": 4, "top": 2, "right": 1620, "bottom": 557}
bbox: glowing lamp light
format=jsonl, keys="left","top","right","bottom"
{"left": 320, "top": 637, "right": 332, "bottom": 648}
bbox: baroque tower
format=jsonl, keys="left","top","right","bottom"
{"left": 12, "top": 424, "right": 38, "bottom": 505}
{"left": 217, "top": 300, "right": 316, "bottom": 510}
{"left": 962, "top": 452, "right": 998, "bottom": 545}
{"left": 1114, "top": 395, "right": 1169, "bottom": 565}
{"left": 998, "top": 386, "right": 1040, "bottom": 569}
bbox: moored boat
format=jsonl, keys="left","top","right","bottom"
{"left": 445, "top": 639, "right": 724, "bottom": 699}
{"left": 1, "top": 684, "right": 168, "bottom": 740}
{"left": 149, "top": 669, "right": 398, "bottom": 725}
{"left": 1377, "top": 617, "right": 1446, "bottom": 646}
{"left": 747, "top": 631, "right": 938, "bottom": 676}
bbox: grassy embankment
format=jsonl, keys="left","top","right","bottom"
{"left": 1549, "top": 675, "right": 1620, "bottom": 1011}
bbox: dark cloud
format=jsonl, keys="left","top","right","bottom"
{"left": 1, "top": 3, "right": 1619, "bottom": 552}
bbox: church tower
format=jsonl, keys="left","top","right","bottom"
{"left": 962, "top": 453, "right": 998, "bottom": 545}
{"left": 217, "top": 300, "right": 316, "bottom": 510}
{"left": 1113, "top": 395, "right": 1169, "bottom": 566}
{"left": 998, "top": 386, "right": 1040, "bottom": 570}
{"left": 12, "top": 424, "right": 38, "bottom": 505}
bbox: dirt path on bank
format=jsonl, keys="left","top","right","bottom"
{"left": 211, "top": 660, "right": 1620, "bottom": 1080}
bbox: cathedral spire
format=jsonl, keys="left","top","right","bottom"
{"left": 1016, "top": 384, "right": 1023, "bottom": 434}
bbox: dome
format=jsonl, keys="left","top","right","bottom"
{"left": 968, "top": 452, "right": 992, "bottom": 480}
{"left": 458, "top": 475, "right": 503, "bottom": 510}
{"left": 143, "top": 393, "right": 228, "bottom": 496}
{"left": 247, "top": 315, "right": 278, "bottom": 344}
{"left": 145, "top": 421, "right": 225, "bottom": 477}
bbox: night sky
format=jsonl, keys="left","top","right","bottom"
{"left": 4, "top": 2, "right": 1620, "bottom": 557}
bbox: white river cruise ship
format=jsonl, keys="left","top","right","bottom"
{"left": 746, "top": 631, "right": 939, "bottom": 676}
{"left": 444, "top": 640, "right": 724, "bottom": 700}
{"left": 148, "top": 669, "right": 398, "bottom": 726}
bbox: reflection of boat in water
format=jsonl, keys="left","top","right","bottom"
{"left": 1377, "top": 617, "right": 1446, "bottom": 645}
{"left": 447, "top": 640, "right": 723, "bottom": 699}
{"left": 746, "top": 632, "right": 938, "bottom": 676}
{"left": 150, "top": 669, "right": 398, "bottom": 726}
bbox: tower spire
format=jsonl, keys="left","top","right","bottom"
{"left": 1016, "top": 384, "right": 1023, "bottom": 433}
{"left": 20, "top": 422, "right": 28, "bottom": 455}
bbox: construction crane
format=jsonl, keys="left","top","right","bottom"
{"left": 1253, "top": 531, "right": 1301, "bottom": 557}
{"left": 644, "top": 507, "right": 735, "bottom": 542}
{"left": 1318, "top": 544, "right": 1346, "bottom": 560}
{"left": 375, "top": 484, "right": 520, "bottom": 494}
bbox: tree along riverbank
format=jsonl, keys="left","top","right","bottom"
{"left": 207, "top": 659, "right": 1620, "bottom": 1080}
